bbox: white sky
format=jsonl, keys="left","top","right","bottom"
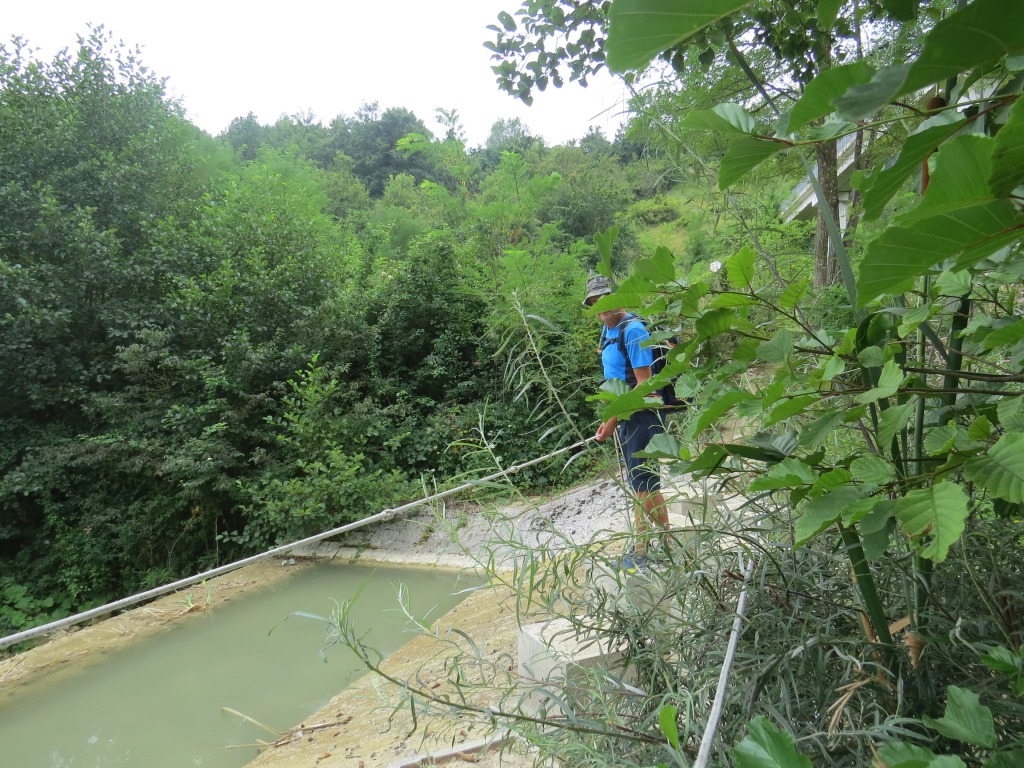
{"left": 2, "top": 1, "right": 629, "bottom": 148}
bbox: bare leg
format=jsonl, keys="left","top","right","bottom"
{"left": 633, "top": 490, "right": 669, "bottom": 554}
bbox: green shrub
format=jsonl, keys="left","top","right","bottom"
{"left": 625, "top": 195, "right": 678, "bottom": 226}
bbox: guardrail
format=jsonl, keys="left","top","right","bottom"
{"left": 0, "top": 437, "right": 595, "bottom": 651}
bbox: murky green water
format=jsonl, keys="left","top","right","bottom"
{"left": 0, "top": 563, "right": 479, "bottom": 767}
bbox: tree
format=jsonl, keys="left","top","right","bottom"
{"left": 488, "top": 0, "right": 933, "bottom": 286}
{"left": 582, "top": 0, "right": 1024, "bottom": 761}
{"left": 0, "top": 28, "right": 207, "bottom": 432}
{"left": 486, "top": 1, "right": 610, "bottom": 104}
{"left": 478, "top": 117, "right": 541, "bottom": 170}
{"left": 332, "top": 103, "right": 440, "bottom": 197}
{"left": 0, "top": 29, "right": 226, "bottom": 605}
{"left": 221, "top": 112, "right": 268, "bottom": 160}
{"left": 534, "top": 144, "right": 634, "bottom": 243}
{"left": 320, "top": 151, "right": 371, "bottom": 219}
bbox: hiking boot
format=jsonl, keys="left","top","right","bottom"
{"left": 620, "top": 550, "right": 650, "bottom": 574}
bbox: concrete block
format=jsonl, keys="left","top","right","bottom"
{"left": 517, "top": 618, "right": 630, "bottom": 717}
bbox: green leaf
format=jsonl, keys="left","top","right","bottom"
{"left": 682, "top": 103, "right": 758, "bottom": 134}
{"left": 720, "top": 137, "right": 787, "bottom": 189}
{"left": 816, "top": 0, "right": 843, "bottom": 29}
{"left": 765, "top": 393, "right": 819, "bottom": 426}
{"left": 709, "top": 292, "right": 757, "bottom": 308}
{"left": 820, "top": 355, "right": 845, "bottom": 382}
{"left": 632, "top": 245, "right": 678, "bottom": 284}
{"left": 594, "top": 227, "right": 618, "bottom": 276}
{"left": 812, "top": 467, "right": 854, "bottom": 494}
{"left": 859, "top": 505, "right": 894, "bottom": 561}
{"left": 727, "top": 245, "right": 757, "bottom": 289}
{"left": 851, "top": 455, "right": 895, "bottom": 487}
{"left": 858, "top": 310, "right": 898, "bottom": 350}
{"left": 841, "top": 496, "right": 881, "bottom": 527}
{"left": 876, "top": 399, "right": 917, "bottom": 448}
{"left": 879, "top": 0, "right": 917, "bottom": 22}
{"left": 695, "top": 308, "right": 736, "bottom": 339}
{"left": 892, "top": 480, "right": 969, "bottom": 562}
{"left": 982, "top": 645, "right": 1023, "bottom": 675}
{"left": 796, "top": 487, "right": 865, "bottom": 546}
{"left": 968, "top": 416, "right": 994, "bottom": 442}
{"left": 784, "top": 61, "right": 875, "bottom": 133}
{"left": 835, "top": 0, "right": 1024, "bottom": 120}
{"left": 745, "top": 431, "right": 797, "bottom": 460}
{"left": 805, "top": 119, "right": 859, "bottom": 141}
{"left": 990, "top": 96, "right": 1024, "bottom": 197}
{"left": 982, "top": 318, "right": 1024, "bottom": 351}
{"left": 835, "top": 63, "right": 912, "bottom": 122}
{"left": 748, "top": 458, "right": 818, "bottom": 492}
{"left": 964, "top": 432, "right": 1024, "bottom": 503}
{"left": 606, "top": 0, "right": 756, "bottom": 73}
{"left": 857, "top": 345, "right": 885, "bottom": 368}
{"left": 685, "top": 444, "right": 728, "bottom": 473}
{"left": 924, "top": 423, "right": 960, "bottom": 456}
{"left": 761, "top": 378, "right": 787, "bottom": 409}
{"left": 757, "top": 329, "right": 794, "bottom": 364}
{"left": 659, "top": 704, "right": 680, "bottom": 749}
{"left": 857, "top": 113, "right": 968, "bottom": 221}
{"left": 799, "top": 410, "right": 846, "bottom": 451}
{"left": 497, "top": 10, "right": 517, "bottom": 32}
{"left": 921, "top": 686, "right": 997, "bottom": 749}
{"left": 997, "top": 399, "right": 1024, "bottom": 432}
{"left": 636, "top": 433, "right": 684, "bottom": 460}
{"left": 690, "top": 390, "right": 758, "bottom": 435}
{"left": 898, "top": 135, "right": 998, "bottom": 225}
{"left": 779, "top": 278, "right": 809, "bottom": 310}
{"left": 733, "top": 716, "right": 812, "bottom": 768}
{"left": 898, "top": 304, "right": 933, "bottom": 338}
{"left": 603, "top": 274, "right": 657, "bottom": 310}
{"left": 901, "top": 0, "right": 1024, "bottom": 95}
{"left": 857, "top": 359, "right": 904, "bottom": 404}
{"left": 856, "top": 201, "right": 1024, "bottom": 306}
{"left": 985, "top": 751, "right": 1024, "bottom": 768}
{"left": 934, "top": 269, "right": 972, "bottom": 298}
{"left": 876, "top": 741, "right": 939, "bottom": 768}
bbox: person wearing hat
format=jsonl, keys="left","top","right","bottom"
{"left": 583, "top": 275, "right": 669, "bottom": 571}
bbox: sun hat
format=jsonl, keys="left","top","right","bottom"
{"left": 582, "top": 274, "right": 614, "bottom": 306}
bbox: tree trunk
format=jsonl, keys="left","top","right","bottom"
{"left": 843, "top": 129, "right": 866, "bottom": 252}
{"left": 813, "top": 138, "right": 840, "bottom": 287}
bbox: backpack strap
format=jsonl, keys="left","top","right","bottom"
{"left": 614, "top": 315, "right": 641, "bottom": 388}
{"left": 602, "top": 315, "right": 684, "bottom": 409}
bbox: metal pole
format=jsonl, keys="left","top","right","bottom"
{"left": 693, "top": 553, "right": 756, "bottom": 768}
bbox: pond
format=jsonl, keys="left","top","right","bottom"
{"left": 0, "top": 563, "right": 478, "bottom": 767}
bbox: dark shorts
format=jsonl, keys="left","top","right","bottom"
{"left": 618, "top": 409, "right": 664, "bottom": 494}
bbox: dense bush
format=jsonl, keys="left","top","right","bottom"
{"left": 625, "top": 195, "right": 678, "bottom": 226}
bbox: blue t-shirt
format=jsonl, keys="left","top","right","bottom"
{"left": 600, "top": 315, "right": 654, "bottom": 382}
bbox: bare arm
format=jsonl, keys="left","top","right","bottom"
{"left": 632, "top": 365, "right": 654, "bottom": 385}
{"left": 595, "top": 365, "right": 654, "bottom": 441}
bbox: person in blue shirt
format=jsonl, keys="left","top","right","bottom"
{"left": 583, "top": 275, "right": 669, "bottom": 571}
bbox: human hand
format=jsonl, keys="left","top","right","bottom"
{"left": 595, "top": 417, "right": 618, "bottom": 442}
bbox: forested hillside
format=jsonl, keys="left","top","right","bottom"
{"left": 6, "top": 1, "right": 1024, "bottom": 761}
{"left": 0, "top": 28, "right": 801, "bottom": 635}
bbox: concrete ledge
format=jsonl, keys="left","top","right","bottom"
{"left": 289, "top": 543, "right": 482, "bottom": 571}
{"left": 517, "top": 618, "right": 629, "bottom": 717}
{"left": 385, "top": 730, "right": 513, "bottom": 768}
